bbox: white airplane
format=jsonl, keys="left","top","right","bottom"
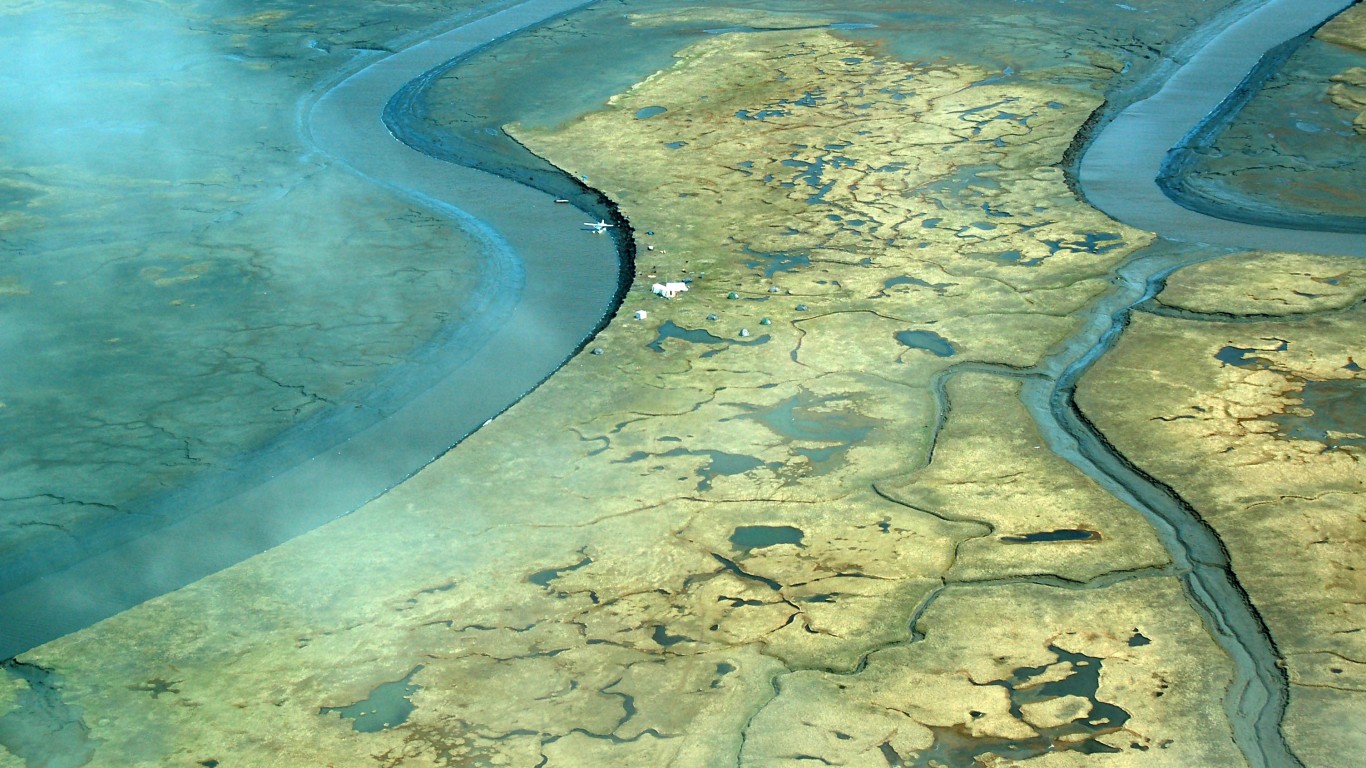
{"left": 583, "top": 220, "right": 614, "bottom": 234}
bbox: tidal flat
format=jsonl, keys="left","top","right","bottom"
{"left": 3, "top": 0, "right": 1360, "bottom": 766}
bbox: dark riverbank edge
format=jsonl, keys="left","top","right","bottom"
{"left": 0, "top": 0, "right": 624, "bottom": 660}
{"left": 1160, "top": 23, "right": 1366, "bottom": 235}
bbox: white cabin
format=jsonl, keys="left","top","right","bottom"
{"left": 652, "top": 281, "right": 689, "bottom": 299}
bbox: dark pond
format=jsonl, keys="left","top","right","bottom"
{"left": 319, "top": 666, "right": 424, "bottom": 733}
{"left": 1001, "top": 528, "right": 1101, "bottom": 544}
{"left": 730, "top": 524, "right": 806, "bottom": 551}
{"left": 1269, "top": 377, "right": 1366, "bottom": 450}
{"left": 896, "top": 329, "right": 957, "bottom": 357}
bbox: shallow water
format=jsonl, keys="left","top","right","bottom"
{"left": 895, "top": 329, "right": 957, "bottom": 357}
{"left": 1270, "top": 377, "right": 1366, "bottom": 450}
{"left": 320, "top": 666, "right": 425, "bottom": 733}
{"left": 905, "top": 646, "right": 1131, "bottom": 765}
{"left": 730, "top": 524, "right": 805, "bottom": 551}
{"left": 0, "top": 1, "right": 499, "bottom": 573}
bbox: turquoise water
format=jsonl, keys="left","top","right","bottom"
{"left": 319, "top": 667, "right": 425, "bottom": 733}
{"left": 0, "top": 1, "right": 497, "bottom": 574}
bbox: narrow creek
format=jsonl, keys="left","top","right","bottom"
{"left": 1004, "top": 1, "right": 1365, "bottom": 765}
{"left": 1016, "top": 243, "right": 1299, "bottom": 768}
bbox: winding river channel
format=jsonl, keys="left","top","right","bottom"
{"left": 1082, "top": 0, "right": 1365, "bottom": 257}
{"left": 0, "top": 0, "right": 622, "bottom": 658}
{"left": 1063, "top": 0, "right": 1359, "bottom": 765}
{"left": 2, "top": 1, "right": 1359, "bottom": 764}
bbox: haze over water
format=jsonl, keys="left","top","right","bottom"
{"left": 3, "top": 1, "right": 1361, "bottom": 766}
{"left": 0, "top": 0, "right": 497, "bottom": 568}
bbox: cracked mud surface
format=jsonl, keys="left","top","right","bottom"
{"left": 3, "top": 5, "right": 1277, "bottom": 764}
{"left": 742, "top": 578, "right": 1240, "bottom": 767}
{"left": 1077, "top": 251, "right": 1366, "bottom": 766}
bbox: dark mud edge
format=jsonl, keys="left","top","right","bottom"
{"left": 1159, "top": 22, "right": 1366, "bottom": 235}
